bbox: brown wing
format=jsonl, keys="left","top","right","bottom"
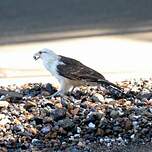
{"left": 57, "top": 55, "right": 105, "bottom": 82}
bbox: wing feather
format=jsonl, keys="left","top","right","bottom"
{"left": 57, "top": 55, "right": 105, "bottom": 82}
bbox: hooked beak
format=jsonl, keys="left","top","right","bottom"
{"left": 33, "top": 53, "right": 40, "bottom": 60}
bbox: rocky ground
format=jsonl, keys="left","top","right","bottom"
{"left": 0, "top": 79, "right": 152, "bottom": 152}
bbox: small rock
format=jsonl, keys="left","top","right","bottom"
{"left": 96, "top": 128, "right": 104, "bottom": 136}
{"left": 137, "top": 92, "right": 152, "bottom": 100}
{"left": 0, "top": 147, "right": 7, "bottom": 152}
{"left": 77, "top": 141, "right": 85, "bottom": 148}
{"left": 71, "top": 107, "right": 80, "bottom": 115}
{"left": 45, "top": 83, "right": 56, "bottom": 94}
{"left": 130, "top": 134, "right": 135, "bottom": 139}
{"left": 41, "top": 91, "right": 50, "bottom": 96}
{"left": 100, "top": 138, "right": 104, "bottom": 143}
{"left": 87, "top": 112, "right": 103, "bottom": 123}
{"left": 41, "top": 126, "right": 51, "bottom": 134}
{"left": 110, "top": 110, "right": 119, "bottom": 118}
{"left": 24, "top": 101, "right": 37, "bottom": 109}
{"left": 132, "top": 121, "right": 138, "bottom": 128}
{"left": 57, "top": 118, "right": 75, "bottom": 130}
{"left": 149, "top": 108, "right": 152, "bottom": 113}
{"left": 113, "top": 126, "right": 122, "bottom": 133}
{"left": 27, "top": 127, "right": 37, "bottom": 135}
{"left": 0, "top": 101, "right": 9, "bottom": 108}
{"left": 33, "top": 117, "right": 43, "bottom": 125}
{"left": 69, "top": 136, "right": 74, "bottom": 141}
{"left": 124, "top": 119, "right": 132, "bottom": 130}
{"left": 91, "top": 93, "right": 104, "bottom": 102}
{"left": 0, "top": 117, "right": 10, "bottom": 125}
{"left": 51, "top": 109, "right": 66, "bottom": 121}
{"left": 77, "top": 127, "right": 81, "bottom": 133}
{"left": 0, "top": 114, "right": 5, "bottom": 119}
{"left": 55, "top": 102, "right": 63, "bottom": 109}
{"left": 74, "top": 134, "right": 80, "bottom": 138}
{"left": 88, "top": 122, "right": 95, "bottom": 129}
{"left": 0, "top": 89, "right": 23, "bottom": 99}
{"left": 125, "top": 100, "right": 132, "bottom": 106}
{"left": 13, "top": 124, "right": 24, "bottom": 132}
{"left": 45, "top": 131, "right": 57, "bottom": 139}
{"left": 43, "top": 116, "right": 53, "bottom": 123}
{"left": 31, "top": 138, "right": 44, "bottom": 147}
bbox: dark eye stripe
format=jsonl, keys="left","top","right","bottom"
{"left": 39, "top": 51, "right": 47, "bottom": 54}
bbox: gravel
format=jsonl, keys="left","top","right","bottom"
{"left": 0, "top": 79, "right": 152, "bottom": 152}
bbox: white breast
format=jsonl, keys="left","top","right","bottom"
{"left": 43, "top": 59, "right": 64, "bottom": 83}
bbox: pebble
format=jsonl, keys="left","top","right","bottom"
{"left": 45, "top": 83, "right": 56, "bottom": 95}
{"left": 57, "top": 118, "right": 75, "bottom": 130}
{"left": 41, "top": 126, "right": 51, "bottom": 134}
{"left": 110, "top": 110, "right": 119, "bottom": 118}
{"left": 99, "top": 138, "right": 104, "bottom": 143}
{"left": 31, "top": 138, "right": 44, "bottom": 147}
{"left": 0, "top": 117, "right": 10, "bottom": 125}
{"left": 23, "top": 101, "right": 37, "bottom": 109}
{"left": 0, "top": 101, "right": 9, "bottom": 108}
{"left": 130, "top": 134, "right": 135, "bottom": 139}
{"left": 149, "top": 108, "right": 152, "bottom": 113}
{"left": 88, "top": 122, "right": 95, "bottom": 129}
{"left": 77, "top": 141, "right": 85, "bottom": 147}
{"left": 77, "top": 127, "right": 81, "bottom": 133}
{"left": 13, "top": 124, "right": 24, "bottom": 132}
{"left": 91, "top": 93, "right": 104, "bottom": 102}
{"left": 87, "top": 111, "right": 103, "bottom": 123}
{"left": 0, "top": 114, "right": 6, "bottom": 119}
{"left": 51, "top": 109, "right": 66, "bottom": 121}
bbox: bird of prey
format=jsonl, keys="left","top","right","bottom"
{"left": 33, "top": 48, "right": 123, "bottom": 97}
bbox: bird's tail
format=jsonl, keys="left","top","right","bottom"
{"left": 97, "top": 79, "right": 135, "bottom": 99}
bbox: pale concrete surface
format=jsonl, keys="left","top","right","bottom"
{"left": 0, "top": 34, "right": 152, "bottom": 86}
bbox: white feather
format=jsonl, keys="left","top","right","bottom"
{"left": 35, "top": 48, "right": 74, "bottom": 94}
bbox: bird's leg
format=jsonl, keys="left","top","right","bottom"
{"left": 67, "top": 86, "right": 75, "bottom": 96}
{"left": 51, "top": 83, "right": 72, "bottom": 98}
{"left": 51, "top": 90, "right": 64, "bottom": 98}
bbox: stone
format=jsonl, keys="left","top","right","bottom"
{"left": 0, "top": 89, "right": 23, "bottom": 99}
{"left": 33, "top": 117, "right": 43, "bottom": 125}
{"left": 77, "top": 141, "right": 85, "bottom": 148}
{"left": 88, "top": 122, "right": 95, "bottom": 129}
{"left": 0, "top": 101, "right": 9, "bottom": 108}
{"left": 96, "top": 128, "right": 104, "bottom": 136}
{"left": 77, "top": 127, "right": 81, "bottom": 133}
{"left": 41, "top": 126, "right": 51, "bottom": 134}
{"left": 110, "top": 110, "right": 119, "bottom": 118}
{"left": 91, "top": 93, "right": 104, "bottom": 103}
{"left": 13, "top": 124, "right": 24, "bottom": 132}
{"left": 51, "top": 109, "right": 66, "bottom": 121}
{"left": 24, "top": 101, "right": 37, "bottom": 109}
{"left": 0, "top": 117, "right": 10, "bottom": 125}
{"left": 57, "top": 118, "right": 75, "bottom": 130}
{"left": 41, "top": 91, "right": 50, "bottom": 96}
{"left": 87, "top": 112, "right": 103, "bottom": 123}
{"left": 45, "top": 83, "right": 56, "bottom": 95}
{"left": 31, "top": 138, "right": 44, "bottom": 147}
{"left": 0, "top": 114, "right": 5, "bottom": 119}
{"left": 55, "top": 102, "right": 63, "bottom": 109}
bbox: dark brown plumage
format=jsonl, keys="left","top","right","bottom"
{"left": 57, "top": 55, "right": 122, "bottom": 90}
